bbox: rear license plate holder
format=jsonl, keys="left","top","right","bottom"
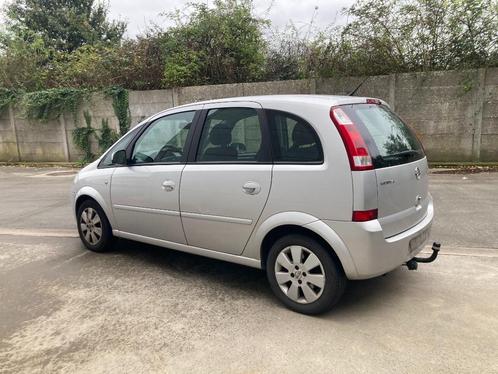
{"left": 409, "top": 228, "right": 430, "bottom": 253}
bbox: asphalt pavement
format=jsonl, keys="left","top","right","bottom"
{"left": 0, "top": 166, "right": 497, "bottom": 373}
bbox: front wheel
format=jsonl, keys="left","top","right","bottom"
{"left": 266, "top": 234, "right": 346, "bottom": 314}
{"left": 77, "top": 200, "right": 113, "bottom": 252}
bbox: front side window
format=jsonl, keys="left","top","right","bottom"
{"left": 196, "top": 108, "right": 263, "bottom": 162}
{"left": 100, "top": 126, "right": 141, "bottom": 167}
{"left": 131, "top": 111, "right": 195, "bottom": 164}
{"left": 267, "top": 110, "right": 323, "bottom": 162}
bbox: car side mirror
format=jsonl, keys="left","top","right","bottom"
{"left": 112, "top": 149, "right": 127, "bottom": 165}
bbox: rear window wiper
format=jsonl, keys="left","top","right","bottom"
{"left": 382, "top": 149, "right": 422, "bottom": 161}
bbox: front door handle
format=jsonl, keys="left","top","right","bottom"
{"left": 162, "top": 180, "right": 175, "bottom": 192}
{"left": 242, "top": 181, "right": 261, "bottom": 195}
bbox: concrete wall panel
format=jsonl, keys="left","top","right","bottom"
{"left": 480, "top": 135, "right": 498, "bottom": 161}
{"left": 129, "top": 89, "right": 175, "bottom": 124}
{"left": 317, "top": 75, "right": 391, "bottom": 104}
{"left": 175, "top": 83, "right": 244, "bottom": 106}
{"left": 1, "top": 69, "right": 498, "bottom": 162}
{"left": 241, "top": 79, "right": 312, "bottom": 96}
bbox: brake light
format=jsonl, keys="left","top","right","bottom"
{"left": 366, "top": 98, "right": 381, "bottom": 105}
{"left": 330, "top": 107, "right": 373, "bottom": 171}
{"left": 352, "top": 209, "right": 378, "bottom": 222}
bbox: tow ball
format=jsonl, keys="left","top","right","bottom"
{"left": 404, "top": 242, "right": 441, "bottom": 270}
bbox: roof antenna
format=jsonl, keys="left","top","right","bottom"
{"left": 348, "top": 77, "right": 369, "bottom": 96}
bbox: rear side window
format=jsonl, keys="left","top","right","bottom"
{"left": 196, "top": 107, "right": 263, "bottom": 162}
{"left": 267, "top": 110, "right": 323, "bottom": 163}
{"left": 341, "top": 104, "right": 424, "bottom": 168}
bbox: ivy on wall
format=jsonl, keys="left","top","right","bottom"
{"left": 0, "top": 88, "right": 18, "bottom": 114}
{"left": 72, "top": 110, "right": 96, "bottom": 163}
{"left": 0, "top": 86, "right": 129, "bottom": 164}
{"left": 20, "top": 88, "right": 88, "bottom": 122}
{"left": 104, "top": 86, "right": 131, "bottom": 134}
{"left": 1, "top": 87, "right": 131, "bottom": 129}
{"left": 72, "top": 113, "right": 119, "bottom": 164}
{"left": 98, "top": 118, "right": 119, "bottom": 151}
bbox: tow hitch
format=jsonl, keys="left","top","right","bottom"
{"left": 405, "top": 242, "right": 441, "bottom": 270}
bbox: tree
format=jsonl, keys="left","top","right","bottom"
{"left": 447, "top": 0, "right": 498, "bottom": 68}
{"left": 161, "top": 0, "right": 268, "bottom": 87}
{"left": 0, "top": 29, "right": 52, "bottom": 90}
{"left": 116, "top": 33, "right": 167, "bottom": 90}
{"left": 1, "top": 0, "right": 498, "bottom": 92}
{"left": 339, "top": 0, "right": 498, "bottom": 75}
{"left": 4, "top": 0, "right": 126, "bottom": 53}
{"left": 265, "top": 25, "right": 310, "bottom": 81}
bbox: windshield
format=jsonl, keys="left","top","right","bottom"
{"left": 341, "top": 104, "right": 425, "bottom": 168}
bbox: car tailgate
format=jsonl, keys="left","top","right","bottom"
{"left": 376, "top": 158, "right": 429, "bottom": 238}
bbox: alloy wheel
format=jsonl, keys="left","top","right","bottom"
{"left": 80, "top": 207, "right": 102, "bottom": 245}
{"left": 274, "top": 245, "right": 326, "bottom": 304}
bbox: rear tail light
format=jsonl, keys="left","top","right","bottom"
{"left": 352, "top": 209, "right": 378, "bottom": 222}
{"left": 330, "top": 107, "right": 373, "bottom": 171}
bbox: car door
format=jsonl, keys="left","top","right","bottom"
{"left": 180, "top": 102, "right": 272, "bottom": 255}
{"left": 110, "top": 108, "right": 199, "bottom": 243}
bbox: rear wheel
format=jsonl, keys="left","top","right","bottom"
{"left": 266, "top": 234, "right": 346, "bottom": 314}
{"left": 77, "top": 200, "right": 113, "bottom": 252}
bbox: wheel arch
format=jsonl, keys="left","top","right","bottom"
{"left": 260, "top": 225, "right": 341, "bottom": 269}
{"left": 243, "top": 212, "right": 358, "bottom": 279}
{"left": 74, "top": 186, "right": 115, "bottom": 228}
{"left": 75, "top": 195, "right": 95, "bottom": 213}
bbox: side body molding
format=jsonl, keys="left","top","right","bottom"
{"left": 242, "top": 212, "right": 359, "bottom": 278}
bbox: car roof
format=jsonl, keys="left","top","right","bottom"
{"left": 147, "top": 94, "right": 388, "bottom": 122}
{"left": 179, "top": 94, "right": 384, "bottom": 107}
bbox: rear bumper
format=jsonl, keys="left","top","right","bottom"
{"left": 323, "top": 197, "right": 434, "bottom": 280}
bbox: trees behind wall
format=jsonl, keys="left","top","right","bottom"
{"left": 1, "top": 0, "right": 497, "bottom": 92}
{"left": 0, "top": 0, "right": 497, "bottom": 163}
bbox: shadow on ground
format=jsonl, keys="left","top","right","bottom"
{"left": 109, "top": 238, "right": 409, "bottom": 317}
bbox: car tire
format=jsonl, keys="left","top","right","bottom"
{"left": 266, "top": 234, "right": 347, "bottom": 315}
{"left": 76, "top": 199, "right": 114, "bottom": 252}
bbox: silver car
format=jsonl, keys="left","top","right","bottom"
{"left": 72, "top": 95, "right": 437, "bottom": 314}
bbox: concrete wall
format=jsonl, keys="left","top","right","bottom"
{"left": 481, "top": 68, "right": 498, "bottom": 161}
{"left": 0, "top": 69, "right": 497, "bottom": 162}
{"left": 0, "top": 107, "right": 18, "bottom": 161}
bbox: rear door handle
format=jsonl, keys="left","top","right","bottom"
{"left": 242, "top": 181, "right": 261, "bottom": 195}
{"left": 162, "top": 180, "right": 175, "bottom": 192}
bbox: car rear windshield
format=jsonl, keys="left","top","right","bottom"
{"left": 341, "top": 104, "right": 425, "bottom": 168}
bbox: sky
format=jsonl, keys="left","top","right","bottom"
{"left": 0, "top": 0, "right": 356, "bottom": 37}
